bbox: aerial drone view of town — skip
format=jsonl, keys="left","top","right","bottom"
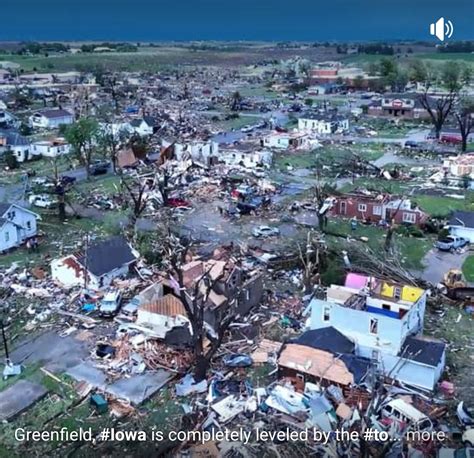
{"left": 0, "top": 1, "right": 474, "bottom": 456}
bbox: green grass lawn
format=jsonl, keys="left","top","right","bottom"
{"left": 73, "top": 174, "right": 121, "bottom": 195}
{"left": 462, "top": 256, "right": 474, "bottom": 282}
{"left": 413, "top": 195, "right": 472, "bottom": 218}
{"left": 326, "top": 218, "right": 432, "bottom": 270}
{"left": 0, "top": 213, "right": 112, "bottom": 268}
{"left": 340, "top": 177, "right": 410, "bottom": 194}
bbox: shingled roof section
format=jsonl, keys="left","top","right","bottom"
{"left": 400, "top": 336, "right": 446, "bottom": 367}
{"left": 291, "top": 327, "right": 355, "bottom": 355}
{"left": 76, "top": 236, "right": 137, "bottom": 277}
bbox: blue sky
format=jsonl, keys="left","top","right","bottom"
{"left": 1, "top": 0, "right": 473, "bottom": 41}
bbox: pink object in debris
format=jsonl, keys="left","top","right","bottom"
{"left": 345, "top": 273, "right": 370, "bottom": 290}
{"left": 440, "top": 380, "right": 455, "bottom": 396}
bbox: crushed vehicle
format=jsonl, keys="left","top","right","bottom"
{"left": 458, "top": 402, "right": 474, "bottom": 427}
{"left": 380, "top": 398, "right": 433, "bottom": 432}
{"left": 252, "top": 225, "right": 280, "bottom": 238}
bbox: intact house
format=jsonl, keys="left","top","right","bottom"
{"left": 306, "top": 273, "right": 446, "bottom": 391}
{"left": 51, "top": 236, "right": 139, "bottom": 290}
{"left": 29, "top": 109, "right": 74, "bottom": 129}
{"left": 0, "top": 203, "right": 40, "bottom": 252}
{"left": 278, "top": 327, "right": 370, "bottom": 389}
{"left": 0, "top": 130, "right": 32, "bottom": 163}
{"left": 447, "top": 211, "right": 474, "bottom": 243}
{"left": 32, "top": 138, "right": 71, "bottom": 158}
{"left": 297, "top": 113, "right": 349, "bottom": 135}
{"left": 367, "top": 94, "right": 431, "bottom": 120}
{"left": 330, "top": 191, "right": 427, "bottom": 226}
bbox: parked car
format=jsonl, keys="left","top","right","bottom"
{"left": 90, "top": 161, "right": 110, "bottom": 176}
{"left": 28, "top": 194, "right": 56, "bottom": 208}
{"left": 60, "top": 175, "right": 76, "bottom": 185}
{"left": 99, "top": 290, "right": 123, "bottom": 316}
{"left": 252, "top": 225, "right": 280, "bottom": 238}
{"left": 436, "top": 236, "right": 469, "bottom": 252}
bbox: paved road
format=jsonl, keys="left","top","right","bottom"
{"left": 413, "top": 248, "right": 470, "bottom": 286}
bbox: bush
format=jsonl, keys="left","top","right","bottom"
{"left": 4, "top": 150, "right": 19, "bottom": 169}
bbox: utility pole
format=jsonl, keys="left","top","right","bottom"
{"left": 1, "top": 319, "right": 22, "bottom": 379}
{"left": 83, "top": 232, "right": 89, "bottom": 291}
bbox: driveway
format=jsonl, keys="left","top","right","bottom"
{"left": 414, "top": 248, "right": 470, "bottom": 286}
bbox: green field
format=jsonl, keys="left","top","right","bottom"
{"left": 462, "top": 256, "right": 474, "bottom": 282}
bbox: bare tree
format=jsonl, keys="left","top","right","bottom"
{"left": 298, "top": 230, "right": 325, "bottom": 295}
{"left": 161, "top": 233, "right": 241, "bottom": 381}
{"left": 454, "top": 98, "right": 474, "bottom": 152}
{"left": 120, "top": 175, "right": 151, "bottom": 230}
{"left": 417, "top": 62, "right": 461, "bottom": 139}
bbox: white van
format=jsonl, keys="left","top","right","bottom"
{"left": 380, "top": 399, "right": 433, "bottom": 432}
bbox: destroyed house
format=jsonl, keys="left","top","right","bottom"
{"left": 218, "top": 144, "right": 273, "bottom": 169}
{"left": 262, "top": 131, "right": 309, "bottom": 150}
{"left": 51, "top": 236, "right": 139, "bottom": 289}
{"left": 179, "top": 259, "right": 264, "bottom": 327}
{"left": 308, "top": 274, "right": 445, "bottom": 391}
{"left": 297, "top": 112, "right": 349, "bottom": 134}
{"left": 278, "top": 327, "right": 370, "bottom": 387}
{"left": 136, "top": 293, "right": 191, "bottom": 341}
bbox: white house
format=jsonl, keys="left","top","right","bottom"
{"left": 162, "top": 139, "right": 220, "bottom": 167}
{"left": 29, "top": 109, "right": 74, "bottom": 129}
{"left": 448, "top": 211, "right": 474, "bottom": 243}
{"left": 0, "top": 203, "right": 40, "bottom": 252}
{"left": 129, "top": 117, "right": 158, "bottom": 137}
{"left": 0, "top": 110, "right": 18, "bottom": 127}
{"left": 262, "top": 131, "right": 313, "bottom": 150}
{"left": 51, "top": 236, "right": 139, "bottom": 290}
{"left": 219, "top": 145, "right": 273, "bottom": 169}
{"left": 307, "top": 273, "right": 445, "bottom": 391}
{"left": 32, "top": 138, "right": 71, "bottom": 158}
{"left": 99, "top": 122, "right": 133, "bottom": 141}
{"left": 298, "top": 113, "right": 349, "bottom": 134}
{"left": 0, "top": 131, "right": 32, "bottom": 163}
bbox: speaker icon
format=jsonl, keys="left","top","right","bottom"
{"left": 430, "top": 17, "right": 454, "bottom": 42}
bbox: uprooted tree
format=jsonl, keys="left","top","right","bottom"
{"left": 160, "top": 231, "right": 241, "bottom": 381}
